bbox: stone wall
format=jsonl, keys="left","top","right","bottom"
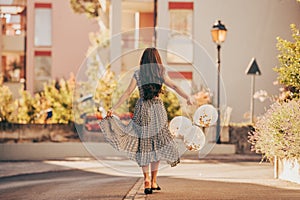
{"left": 228, "top": 125, "right": 257, "bottom": 154}
{"left": 0, "top": 123, "right": 79, "bottom": 143}
{"left": 1, "top": 122, "right": 260, "bottom": 156}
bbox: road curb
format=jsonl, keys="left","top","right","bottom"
{"left": 123, "top": 177, "right": 144, "bottom": 200}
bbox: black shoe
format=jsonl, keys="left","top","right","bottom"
{"left": 144, "top": 188, "right": 152, "bottom": 194}
{"left": 151, "top": 185, "right": 161, "bottom": 190}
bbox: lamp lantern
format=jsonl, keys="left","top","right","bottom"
{"left": 211, "top": 20, "right": 227, "bottom": 44}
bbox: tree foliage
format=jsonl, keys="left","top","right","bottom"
{"left": 70, "top": 0, "right": 101, "bottom": 18}
{"left": 274, "top": 24, "right": 300, "bottom": 99}
{"left": 94, "top": 67, "right": 118, "bottom": 111}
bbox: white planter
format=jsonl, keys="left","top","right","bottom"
{"left": 275, "top": 157, "right": 300, "bottom": 184}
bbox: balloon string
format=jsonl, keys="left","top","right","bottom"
{"left": 192, "top": 123, "right": 202, "bottom": 128}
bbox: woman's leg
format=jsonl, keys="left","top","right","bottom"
{"left": 142, "top": 165, "right": 151, "bottom": 188}
{"left": 150, "top": 161, "right": 160, "bottom": 188}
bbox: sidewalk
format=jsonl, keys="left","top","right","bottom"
{"left": 0, "top": 154, "right": 261, "bottom": 179}
{"left": 130, "top": 156, "right": 300, "bottom": 200}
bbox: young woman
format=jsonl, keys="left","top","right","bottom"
{"left": 100, "top": 47, "right": 192, "bottom": 195}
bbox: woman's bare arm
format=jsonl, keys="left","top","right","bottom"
{"left": 107, "top": 77, "right": 137, "bottom": 116}
{"left": 164, "top": 74, "right": 193, "bottom": 105}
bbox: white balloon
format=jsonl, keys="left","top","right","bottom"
{"left": 193, "top": 104, "right": 218, "bottom": 127}
{"left": 184, "top": 125, "right": 206, "bottom": 151}
{"left": 169, "top": 116, "right": 192, "bottom": 138}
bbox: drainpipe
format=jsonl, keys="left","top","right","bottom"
{"left": 153, "top": 0, "right": 157, "bottom": 47}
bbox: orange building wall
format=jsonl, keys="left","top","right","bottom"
{"left": 139, "top": 12, "right": 154, "bottom": 44}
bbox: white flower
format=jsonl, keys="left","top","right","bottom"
{"left": 253, "top": 90, "right": 268, "bottom": 102}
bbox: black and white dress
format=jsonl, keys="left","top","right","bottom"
{"left": 99, "top": 70, "right": 180, "bottom": 167}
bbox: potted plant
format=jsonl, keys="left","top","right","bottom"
{"left": 9, "top": 60, "right": 22, "bottom": 82}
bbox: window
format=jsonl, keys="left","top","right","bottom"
{"left": 34, "top": 51, "right": 52, "bottom": 92}
{"left": 0, "top": 4, "right": 26, "bottom": 83}
{"left": 167, "top": 2, "right": 194, "bottom": 63}
{"left": 169, "top": 2, "right": 193, "bottom": 36}
{"left": 34, "top": 3, "right": 52, "bottom": 46}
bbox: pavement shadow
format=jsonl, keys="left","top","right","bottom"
{"left": 0, "top": 169, "right": 138, "bottom": 200}
{"left": 146, "top": 176, "right": 300, "bottom": 200}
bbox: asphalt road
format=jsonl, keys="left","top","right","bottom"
{"left": 0, "top": 169, "right": 138, "bottom": 200}
{"left": 1, "top": 158, "right": 300, "bottom": 200}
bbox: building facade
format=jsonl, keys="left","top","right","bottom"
{"left": 0, "top": 0, "right": 98, "bottom": 94}
{"left": 1, "top": 0, "right": 300, "bottom": 122}
{"left": 106, "top": 0, "right": 300, "bottom": 122}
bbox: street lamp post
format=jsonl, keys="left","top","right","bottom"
{"left": 211, "top": 20, "right": 227, "bottom": 144}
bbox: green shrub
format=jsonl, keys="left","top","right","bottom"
{"left": 127, "top": 86, "right": 182, "bottom": 121}
{"left": 42, "top": 77, "right": 75, "bottom": 124}
{"left": 161, "top": 87, "right": 182, "bottom": 120}
{"left": 9, "top": 88, "right": 37, "bottom": 124}
{"left": 2, "top": 76, "right": 76, "bottom": 124}
{"left": 0, "top": 80, "right": 14, "bottom": 122}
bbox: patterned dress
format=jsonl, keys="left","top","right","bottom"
{"left": 99, "top": 70, "right": 180, "bottom": 167}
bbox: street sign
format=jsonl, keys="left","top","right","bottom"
{"left": 245, "top": 58, "right": 261, "bottom": 75}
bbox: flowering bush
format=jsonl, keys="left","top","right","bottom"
{"left": 193, "top": 90, "right": 211, "bottom": 106}
{"left": 249, "top": 99, "right": 300, "bottom": 161}
{"left": 253, "top": 90, "right": 269, "bottom": 102}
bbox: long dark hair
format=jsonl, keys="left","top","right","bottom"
{"left": 139, "top": 48, "right": 165, "bottom": 100}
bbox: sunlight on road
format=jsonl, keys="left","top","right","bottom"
{"left": 44, "top": 159, "right": 300, "bottom": 191}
